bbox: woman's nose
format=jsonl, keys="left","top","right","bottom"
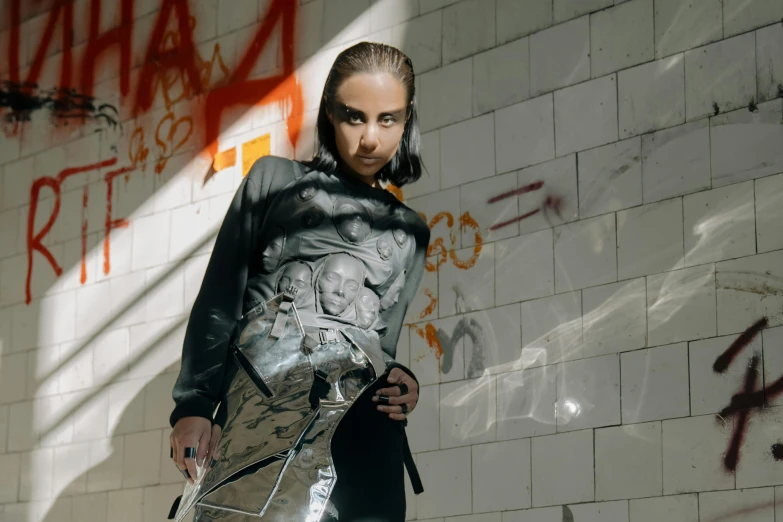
{"left": 360, "top": 124, "right": 379, "bottom": 149}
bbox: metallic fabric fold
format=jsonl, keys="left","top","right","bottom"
{"left": 173, "top": 293, "right": 385, "bottom": 521}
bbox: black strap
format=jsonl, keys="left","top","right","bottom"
{"left": 402, "top": 432, "right": 424, "bottom": 494}
{"left": 167, "top": 495, "right": 182, "bottom": 519}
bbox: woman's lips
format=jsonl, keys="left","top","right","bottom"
{"left": 323, "top": 294, "right": 347, "bottom": 309}
{"left": 357, "top": 155, "right": 380, "bottom": 165}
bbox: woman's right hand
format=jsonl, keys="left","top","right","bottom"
{"left": 170, "top": 416, "right": 220, "bottom": 484}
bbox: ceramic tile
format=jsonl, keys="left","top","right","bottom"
{"left": 578, "top": 137, "right": 642, "bottom": 218}
{"left": 617, "top": 198, "right": 683, "bottom": 280}
{"left": 595, "top": 422, "right": 662, "bottom": 500}
{"left": 556, "top": 354, "right": 621, "bottom": 432}
{"left": 442, "top": 0, "right": 496, "bottom": 64}
{"left": 531, "top": 429, "right": 594, "bottom": 506}
{"left": 497, "top": 366, "right": 557, "bottom": 440}
{"left": 554, "top": 75, "right": 619, "bottom": 156}
{"left": 554, "top": 214, "right": 617, "bottom": 293}
{"left": 473, "top": 38, "right": 530, "bottom": 115}
{"left": 654, "top": 0, "right": 722, "bottom": 57}
{"left": 641, "top": 120, "right": 710, "bottom": 203}
{"left": 662, "top": 415, "right": 734, "bottom": 494}
{"left": 583, "top": 278, "right": 647, "bottom": 357}
{"left": 495, "top": 95, "right": 555, "bottom": 174}
{"left": 711, "top": 99, "right": 783, "bottom": 188}
{"left": 530, "top": 17, "right": 589, "bottom": 96}
{"left": 716, "top": 250, "right": 783, "bottom": 335}
{"left": 684, "top": 33, "right": 756, "bottom": 121}
{"left": 590, "top": 0, "right": 654, "bottom": 77}
{"left": 472, "top": 439, "right": 532, "bottom": 512}
{"left": 647, "top": 264, "right": 716, "bottom": 346}
{"left": 440, "top": 377, "right": 496, "bottom": 448}
{"left": 621, "top": 343, "right": 690, "bottom": 424}
{"left": 755, "top": 173, "right": 783, "bottom": 254}
{"left": 629, "top": 494, "right": 698, "bottom": 522}
{"left": 521, "top": 292, "right": 582, "bottom": 367}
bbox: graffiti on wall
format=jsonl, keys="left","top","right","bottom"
{"left": 4, "top": 0, "right": 303, "bottom": 162}
{"left": 0, "top": 81, "right": 121, "bottom": 127}
{"left": 10, "top": 0, "right": 301, "bottom": 304}
{"left": 402, "top": 180, "right": 568, "bottom": 377}
{"left": 713, "top": 317, "right": 783, "bottom": 471}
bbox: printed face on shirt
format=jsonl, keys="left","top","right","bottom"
{"left": 380, "top": 270, "right": 405, "bottom": 310}
{"left": 261, "top": 229, "right": 285, "bottom": 273}
{"left": 317, "top": 253, "right": 363, "bottom": 316}
{"left": 334, "top": 197, "right": 371, "bottom": 244}
{"left": 277, "top": 261, "right": 312, "bottom": 304}
{"left": 327, "top": 72, "right": 408, "bottom": 184}
{"left": 355, "top": 288, "right": 381, "bottom": 329}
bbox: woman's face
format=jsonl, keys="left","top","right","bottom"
{"left": 328, "top": 72, "right": 408, "bottom": 184}
{"left": 355, "top": 288, "right": 380, "bottom": 329}
{"left": 317, "top": 254, "right": 363, "bottom": 315}
{"left": 277, "top": 262, "right": 312, "bottom": 303}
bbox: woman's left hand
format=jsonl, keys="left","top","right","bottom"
{"left": 372, "top": 367, "right": 419, "bottom": 421}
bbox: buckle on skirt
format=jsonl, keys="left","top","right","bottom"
{"left": 319, "top": 329, "right": 339, "bottom": 344}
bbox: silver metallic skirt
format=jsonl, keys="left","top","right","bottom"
{"left": 173, "top": 293, "right": 386, "bottom": 521}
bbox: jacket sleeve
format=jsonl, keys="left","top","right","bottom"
{"left": 378, "top": 216, "right": 431, "bottom": 361}
{"left": 169, "top": 158, "right": 277, "bottom": 428}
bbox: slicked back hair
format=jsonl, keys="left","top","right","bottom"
{"left": 305, "top": 41, "right": 423, "bottom": 187}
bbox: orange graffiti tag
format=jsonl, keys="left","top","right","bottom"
{"left": 406, "top": 208, "right": 484, "bottom": 369}
{"left": 409, "top": 323, "right": 444, "bottom": 366}
{"left": 242, "top": 134, "right": 271, "bottom": 176}
{"left": 129, "top": 127, "right": 149, "bottom": 169}
{"left": 213, "top": 148, "right": 237, "bottom": 172}
{"left": 419, "top": 211, "right": 482, "bottom": 272}
{"left": 154, "top": 111, "right": 194, "bottom": 173}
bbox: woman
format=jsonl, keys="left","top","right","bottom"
{"left": 168, "top": 42, "right": 430, "bottom": 521}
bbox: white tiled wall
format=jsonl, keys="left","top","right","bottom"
{"left": 1, "top": 0, "right": 782, "bottom": 521}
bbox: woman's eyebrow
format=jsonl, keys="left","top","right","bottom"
{"left": 337, "top": 102, "right": 362, "bottom": 115}
{"left": 337, "top": 102, "right": 406, "bottom": 118}
{"left": 382, "top": 108, "right": 407, "bottom": 118}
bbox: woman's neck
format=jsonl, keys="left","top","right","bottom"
{"left": 339, "top": 161, "right": 380, "bottom": 188}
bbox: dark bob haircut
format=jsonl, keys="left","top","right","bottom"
{"left": 304, "top": 41, "right": 423, "bottom": 187}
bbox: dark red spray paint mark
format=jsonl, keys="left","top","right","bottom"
{"left": 487, "top": 181, "right": 544, "bottom": 203}
{"left": 713, "top": 317, "right": 768, "bottom": 373}
{"left": 544, "top": 194, "right": 564, "bottom": 219}
{"left": 7, "top": 0, "right": 21, "bottom": 84}
{"left": 488, "top": 208, "right": 540, "bottom": 231}
{"left": 713, "top": 318, "right": 783, "bottom": 472}
{"left": 6, "top": 0, "right": 302, "bottom": 167}
{"left": 134, "top": 0, "right": 203, "bottom": 114}
{"left": 81, "top": 0, "right": 133, "bottom": 98}
{"left": 0, "top": 82, "right": 120, "bottom": 127}
{"left": 27, "top": 158, "right": 118, "bottom": 304}
{"left": 486, "top": 180, "right": 557, "bottom": 231}
{"left": 103, "top": 166, "right": 134, "bottom": 275}
{"left": 8, "top": 0, "right": 74, "bottom": 92}
{"left": 723, "top": 355, "right": 760, "bottom": 472}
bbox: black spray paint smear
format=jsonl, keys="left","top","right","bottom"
{"left": 772, "top": 443, "right": 783, "bottom": 461}
{"left": 0, "top": 81, "right": 120, "bottom": 129}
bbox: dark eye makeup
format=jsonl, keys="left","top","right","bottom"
{"left": 335, "top": 102, "right": 405, "bottom": 125}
